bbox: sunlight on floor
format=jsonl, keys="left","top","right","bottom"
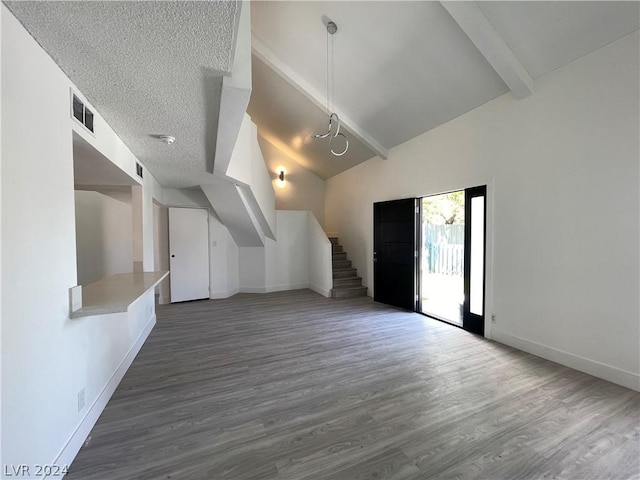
{"left": 421, "top": 272, "right": 463, "bottom": 325}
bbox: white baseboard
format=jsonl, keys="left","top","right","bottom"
{"left": 55, "top": 315, "right": 157, "bottom": 474}
{"left": 266, "top": 282, "right": 309, "bottom": 293}
{"left": 210, "top": 287, "right": 240, "bottom": 299}
{"left": 239, "top": 283, "right": 310, "bottom": 294}
{"left": 239, "top": 286, "right": 267, "bottom": 294}
{"left": 309, "top": 284, "right": 331, "bottom": 297}
{"left": 491, "top": 327, "right": 640, "bottom": 392}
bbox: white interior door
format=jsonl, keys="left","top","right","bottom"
{"left": 168, "top": 207, "right": 209, "bottom": 302}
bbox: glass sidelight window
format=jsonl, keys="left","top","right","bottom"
{"left": 469, "top": 195, "right": 485, "bottom": 316}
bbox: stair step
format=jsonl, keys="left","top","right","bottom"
{"left": 332, "top": 252, "right": 347, "bottom": 261}
{"left": 329, "top": 237, "right": 339, "bottom": 245}
{"left": 332, "top": 285, "right": 368, "bottom": 298}
{"left": 332, "top": 245, "right": 343, "bottom": 254}
{"left": 333, "top": 268, "right": 357, "bottom": 278}
{"left": 333, "top": 259, "right": 352, "bottom": 269}
{"left": 333, "top": 276, "right": 362, "bottom": 287}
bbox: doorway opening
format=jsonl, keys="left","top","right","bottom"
{"left": 418, "top": 186, "right": 486, "bottom": 334}
{"left": 419, "top": 191, "right": 465, "bottom": 326}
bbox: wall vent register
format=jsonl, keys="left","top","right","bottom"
{"left": 72, "top": 93, "right": 94, "bottom": 133}
{"left": 136, "top": 162, "right": 143, "bottom": 179}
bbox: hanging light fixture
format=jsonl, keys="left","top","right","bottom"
{"left": 313, "top": 20, "right": 349, "bottom": 157}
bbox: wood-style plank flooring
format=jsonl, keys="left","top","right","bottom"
{"left": 67, "top": 290, "right": 640, "bottom": 479}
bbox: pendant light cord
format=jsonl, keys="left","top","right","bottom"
{"left": 313, "top": 20, "right": 348, "bottom": 156}
{"left": 326, "top": 29, "right": 330, "bottom": 113}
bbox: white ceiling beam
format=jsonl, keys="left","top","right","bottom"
{"left": 441, "top": 1, "right": 534, "bottom": 99}
{"left": 251, "top": 35, "right": 389, "bottom": 160}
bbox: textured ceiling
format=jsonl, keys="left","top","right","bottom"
{"left": 5, "top": 0, "right": 241, "bottom": 188}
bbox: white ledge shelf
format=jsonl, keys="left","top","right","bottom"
{"left": 70, "top": 271, "right": 169, "bottom": 319}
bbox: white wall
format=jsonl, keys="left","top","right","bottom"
{"left": 238, "top": 211, "right": 315, "bottom": 294}
{"left": 153, "top": 203, "right": 170, "bottom": 303}
{"left": 75, "top": 190, "right": 133, "bottom": 285}
{"left": 325, "top": 32, "right": 640, "bottom": 390}
{"left": 209, "top": 211, "right": 240, "bottom": 299}
{"left": 218, "top": 115, "right": 277, "bottom": 242}
{"left": 224, "top": 113, "right": 253, "bottom": 185}
{"left": 272, "top": 211, "right": 309, "bottom": 291}
{"left": 308, "top": 212, "right": 333, "bottom": 297}
{"left": 0, "top": 4, "right": 3, "bottom": 467}
{"left": 1, "top": 6, "right": 164, "bottom": 471}
{"left": 239, "top": 247, "right": 267, "bottom": 293}
{"left": 162, "top": 187, "right": 241, "bottom": 300}
{"left": 258, "top": 135, "right": 326, "bottom": 225}
{"left": 249, "top": 122, "right": 276, "bottom": 238}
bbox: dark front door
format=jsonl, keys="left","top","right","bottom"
{"left": 373, "top": 199, "right": 418, "bottom": 311}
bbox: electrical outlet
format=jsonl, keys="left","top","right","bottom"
{"left": 491, "top": 314, "right": 497, "bottom": 324}
{"left": 77, "top": 388, "right": 85, "bottom": 412}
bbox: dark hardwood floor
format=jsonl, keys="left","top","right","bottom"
{"left": 67, "top": 289, "right": 640, "bottom": 479}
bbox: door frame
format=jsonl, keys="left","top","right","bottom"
{"left": 415, "top": 185, "right": 489, "bottom": 336}
{"left": 462, "top": 185, "right": 487, "bottom": 335}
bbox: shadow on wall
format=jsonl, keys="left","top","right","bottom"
{"left": 201, "top": 68, "right": 225, "bottom": 174}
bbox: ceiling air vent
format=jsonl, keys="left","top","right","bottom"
{"left": 71, "top": 92, "right": 94, "bottom": 133}
{"left": 136, "top": 162, "right": 143, "bottom": 179}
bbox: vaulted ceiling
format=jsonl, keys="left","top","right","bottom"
{"left": 5, "top": 1, "right": 639, "bottom": 184}
{"left": 249, "top": 1, "right": 639, "bottom": 178}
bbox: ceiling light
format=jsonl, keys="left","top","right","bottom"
{"left": 159, "top": 135, "right": 175, "bottom": 145}
{"left": 313, "top": 20, "right": 349, "bottom": 157}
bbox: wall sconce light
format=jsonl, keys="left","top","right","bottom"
{"left": 276, "top": 168, "right": 286, "bottom": 188}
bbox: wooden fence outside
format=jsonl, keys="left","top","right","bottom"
{"left": 423, "top": 224, "right": 464, "bottom": 275}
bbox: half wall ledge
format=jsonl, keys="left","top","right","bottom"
{"left": 70, "top": 271, "right": 169, "bottom": 319}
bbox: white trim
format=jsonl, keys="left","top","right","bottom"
{"left": 491, "top": 327, "right": 640, "bottom": 392}
{"left": 239, "top": 286, "right": 268, "bottom": 294}
{"left": 266, "top": 282, "right": 309, "bottom": 293}
{"left": 53, "top": 315, "right": 157, "bottom": 474}
{"left": 239, "top": 283, "right": 312, "bottom": 295}
{"left": 209, "top": 287, "right": 240, "bottom": 299}
{"left": 309, "top": 284, "right": 331, "bottom": 298}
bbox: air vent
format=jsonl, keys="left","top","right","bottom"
{"left": 84, "top": 108, "right": 94, "bottom": 132}
{"left": 136, "top": 162, "right": 143, "bottom": 179}
{"left": 71, "top": 93, "right": 94, "bottom": 133}
{"left": 72, "top": 95, "right": 83, "bottom": 122}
